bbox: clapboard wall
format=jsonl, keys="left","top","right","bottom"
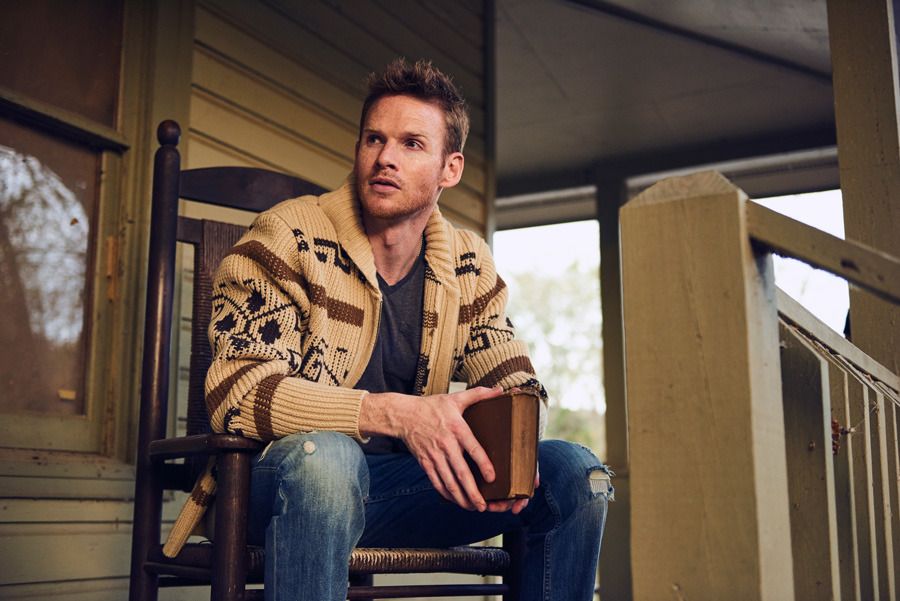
{"left": 184, "top": 0, "right": 492, "bottom": 235}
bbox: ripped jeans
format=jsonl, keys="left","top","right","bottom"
{"left": 247, "top": 432, "right": 612, "bottom": 601}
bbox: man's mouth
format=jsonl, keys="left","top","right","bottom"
{"left": 370, "top": 176, "right": 400, "bottom": 193}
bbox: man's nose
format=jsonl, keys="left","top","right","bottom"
{"left": 375, "top": 142, "right": 398, "bottom": 169}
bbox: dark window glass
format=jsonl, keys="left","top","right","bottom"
{"left": 0, "top": 0, "right": 124, "bottom": 127}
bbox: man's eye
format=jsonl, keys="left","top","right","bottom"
{"left": 367, "top": 135, "right": 381, "bottom": 144}
{"left": 406, "top": 140, "right": 421, "bottom": 148}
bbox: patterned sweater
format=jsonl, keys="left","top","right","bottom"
{"left": 163, "top": 174, "right": 547, "bottom": 556}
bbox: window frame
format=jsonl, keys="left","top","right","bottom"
{"left": 0, "top": 0, "right": 178, "bottom": 484}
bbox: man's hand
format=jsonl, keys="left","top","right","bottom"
{"left": 485, "top": 466, "right": 539, "bottom": 514}
{"left": 360, "top": 386, "right": 506, "bottom": 512}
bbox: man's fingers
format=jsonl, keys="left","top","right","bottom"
{"left": 463, "top": 437, "right": 495, "bottom": 484}
{"left": 445, "top": 443, "right": 487, "bottom": 511}
{"left": 486, "top": 499, "right": 515, "bottom": 512}
{"left": 456, "top": 385, "right": 504, "bottom": 410}
{"left": 434, "top": 452, "right": 478, "bottom": 511}
{"left": 484, "top": 496, "right": 529, "bottom": 513}
{"left": 511, "top": 497, "right": 530, "bottom": 514}
{"left": 418, "top": 449, "right": 477, "bottom": 509}
{"left": 400, "top": 386, "right": 510, "bottom": 512}
{"left": 426, "top": 434, "right": 487, "bottom": 512}
{"left": 419, "top": 457, "right": 452, "bottom": 502}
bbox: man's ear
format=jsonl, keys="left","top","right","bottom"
{"left": 440, "top": 152, "right": 465, "bottom": 189}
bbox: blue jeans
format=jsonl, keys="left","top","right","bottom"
{"left": 247, "top": 431, "right": 611, "bottom": 601}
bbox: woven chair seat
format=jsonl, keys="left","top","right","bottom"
{"left": 149, "top": 543, "right": 511, "bottom": 580}
{"left": 350, "top": 546, "right": 510, "bottom": 574}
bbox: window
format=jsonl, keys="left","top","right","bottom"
{"left": 0, "top": 0, "right": 125, "bottom": 451}
{"left": 0, "top": 117, "right": 99, "bottom": 417}
{"left": 493, "top": 221, "right": 606, "bottom": 458}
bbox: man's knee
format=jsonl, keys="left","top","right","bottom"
{"left": 537, "top": 439, "right": 614, "bottom": 508}
{"left": 249, "top": 432, "right": 368, "bottom": 544}
{"left": 261, "top": 431, "right": 369, "bottom": 506}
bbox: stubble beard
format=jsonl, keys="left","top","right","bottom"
{"left": 356, "top": 174, "right": 441, "bottom": 222}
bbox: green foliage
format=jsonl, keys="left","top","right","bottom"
{"left": 546, "top": 407, "right": 606, "bottom": 459}
{"left": 502, "top": 251, "right": 606, "bottom": 458}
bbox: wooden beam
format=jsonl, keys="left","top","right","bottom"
{"left": 777, "top": 290, "right": 900, "bottom": 392}
{"left": 746, "top": 202, "right": 900, "bottom": 305}
{"left": 483, "top": 0, "right": 498, "bottom": 240}
{"left": 827, "top": 0, "right": 900, "bottom": 375}
{"left": 621, "top": 171, "right": 793, "bottom": 600}
{"left": 0, "top": 86, "right": 129, "bottom": 152}
{"left": 497, "top": 127, "right": 836, "bottom": 199}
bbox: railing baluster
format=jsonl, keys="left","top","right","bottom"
{"left": 871, "top": 391, "right": 897, "bottom": 598}
{"left": 845, "top": 371, "right": 880, "bottom": 598}
{"left": 820, "top": 352, "right": 863, "bottom": 601}
{"left": 779, "top": 324, "right": 840, "bottom": 599}
{"left": 884, "top": 399, "right": 900, "bottom": 590}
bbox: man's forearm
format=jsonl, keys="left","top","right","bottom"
{"left": 358, "top": 391, "right": 410, "bottom": 438}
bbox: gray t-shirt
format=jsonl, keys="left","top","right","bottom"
{"left": 355, "top": 247, "right": 426, "bottom": 454}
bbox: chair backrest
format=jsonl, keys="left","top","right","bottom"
{"left": 144, "top": 120, "right": 327, "bottom": 486}
{"left": 178, "top": 171, "right": 327, "bottom": 441}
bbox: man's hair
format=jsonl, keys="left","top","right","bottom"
{"left": 360, "top": 58, "right": 470, "bottom": 157}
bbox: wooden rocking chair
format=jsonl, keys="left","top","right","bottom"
{"left": 127, "top": 120, "right": 526, "bottom": 601}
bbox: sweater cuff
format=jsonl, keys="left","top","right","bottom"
{"left": 235, "top": 376, "right": 366, "bottom": 441}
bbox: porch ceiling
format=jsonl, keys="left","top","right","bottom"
{"left": 495, "top": 0, "right": 837, "bottom": 199}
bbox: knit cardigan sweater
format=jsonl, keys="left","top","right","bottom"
{"left": 163, "top": 174, "right": 547, "bottom": 556}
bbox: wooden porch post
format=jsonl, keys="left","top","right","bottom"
{"left": 596, "top": 174, "right": 632, "bottom": 600}
{"left": 620, "top": 171, "right": 794, "bottom": 600}
{"left": 827, "top": 0, "right": 900, "bottom": 375}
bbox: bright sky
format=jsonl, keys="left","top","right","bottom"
{"left": 495, "top": 189, "right": 849, "bottom": 331}
{"left": 492, "top": 189, "right": 849, "bottom": 411}
{"left": 752, "top": 189, "right": 849, "bottom": 334}
{"left": 494, "top": 220, "right": 599, "bottom": 277}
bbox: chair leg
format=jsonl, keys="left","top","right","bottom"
{"left": 211, "top": 452, "right": 252, "bottom": 601}
{"left": 502, "top": 529, "right": 527, "bottom": 601}
{"left": 348, "top": 573, "right": 374, "bottom": 601}
{"left": 128, "top": 442, "right": 165, "bottom": 601}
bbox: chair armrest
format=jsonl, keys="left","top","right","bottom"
{"left": 149, "top": 433, "right": 265, "bottom": 461}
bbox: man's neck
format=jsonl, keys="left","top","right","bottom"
{"left": 364, "top": 213, "right": 430, "bottom": 286}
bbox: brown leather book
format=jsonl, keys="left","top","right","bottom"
{"left": 463, "top": 390, "right": 540, "bottom": 500}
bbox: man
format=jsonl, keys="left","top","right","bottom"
{"left": 171, "top": 58, "right": 611, "bottom": 600}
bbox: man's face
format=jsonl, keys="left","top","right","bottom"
{"left": 354, "top": 94, "right": 463, "bottom": 222}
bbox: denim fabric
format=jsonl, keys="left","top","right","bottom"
{"left": 248, "top": 432, "right": 611, "bottom": 601}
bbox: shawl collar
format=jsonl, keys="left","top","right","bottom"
{"left": 317, "top": 174, "right": 378, "bottom": 288}
{"left": 317, "top": 173, "right": 460, "bottom": 294}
